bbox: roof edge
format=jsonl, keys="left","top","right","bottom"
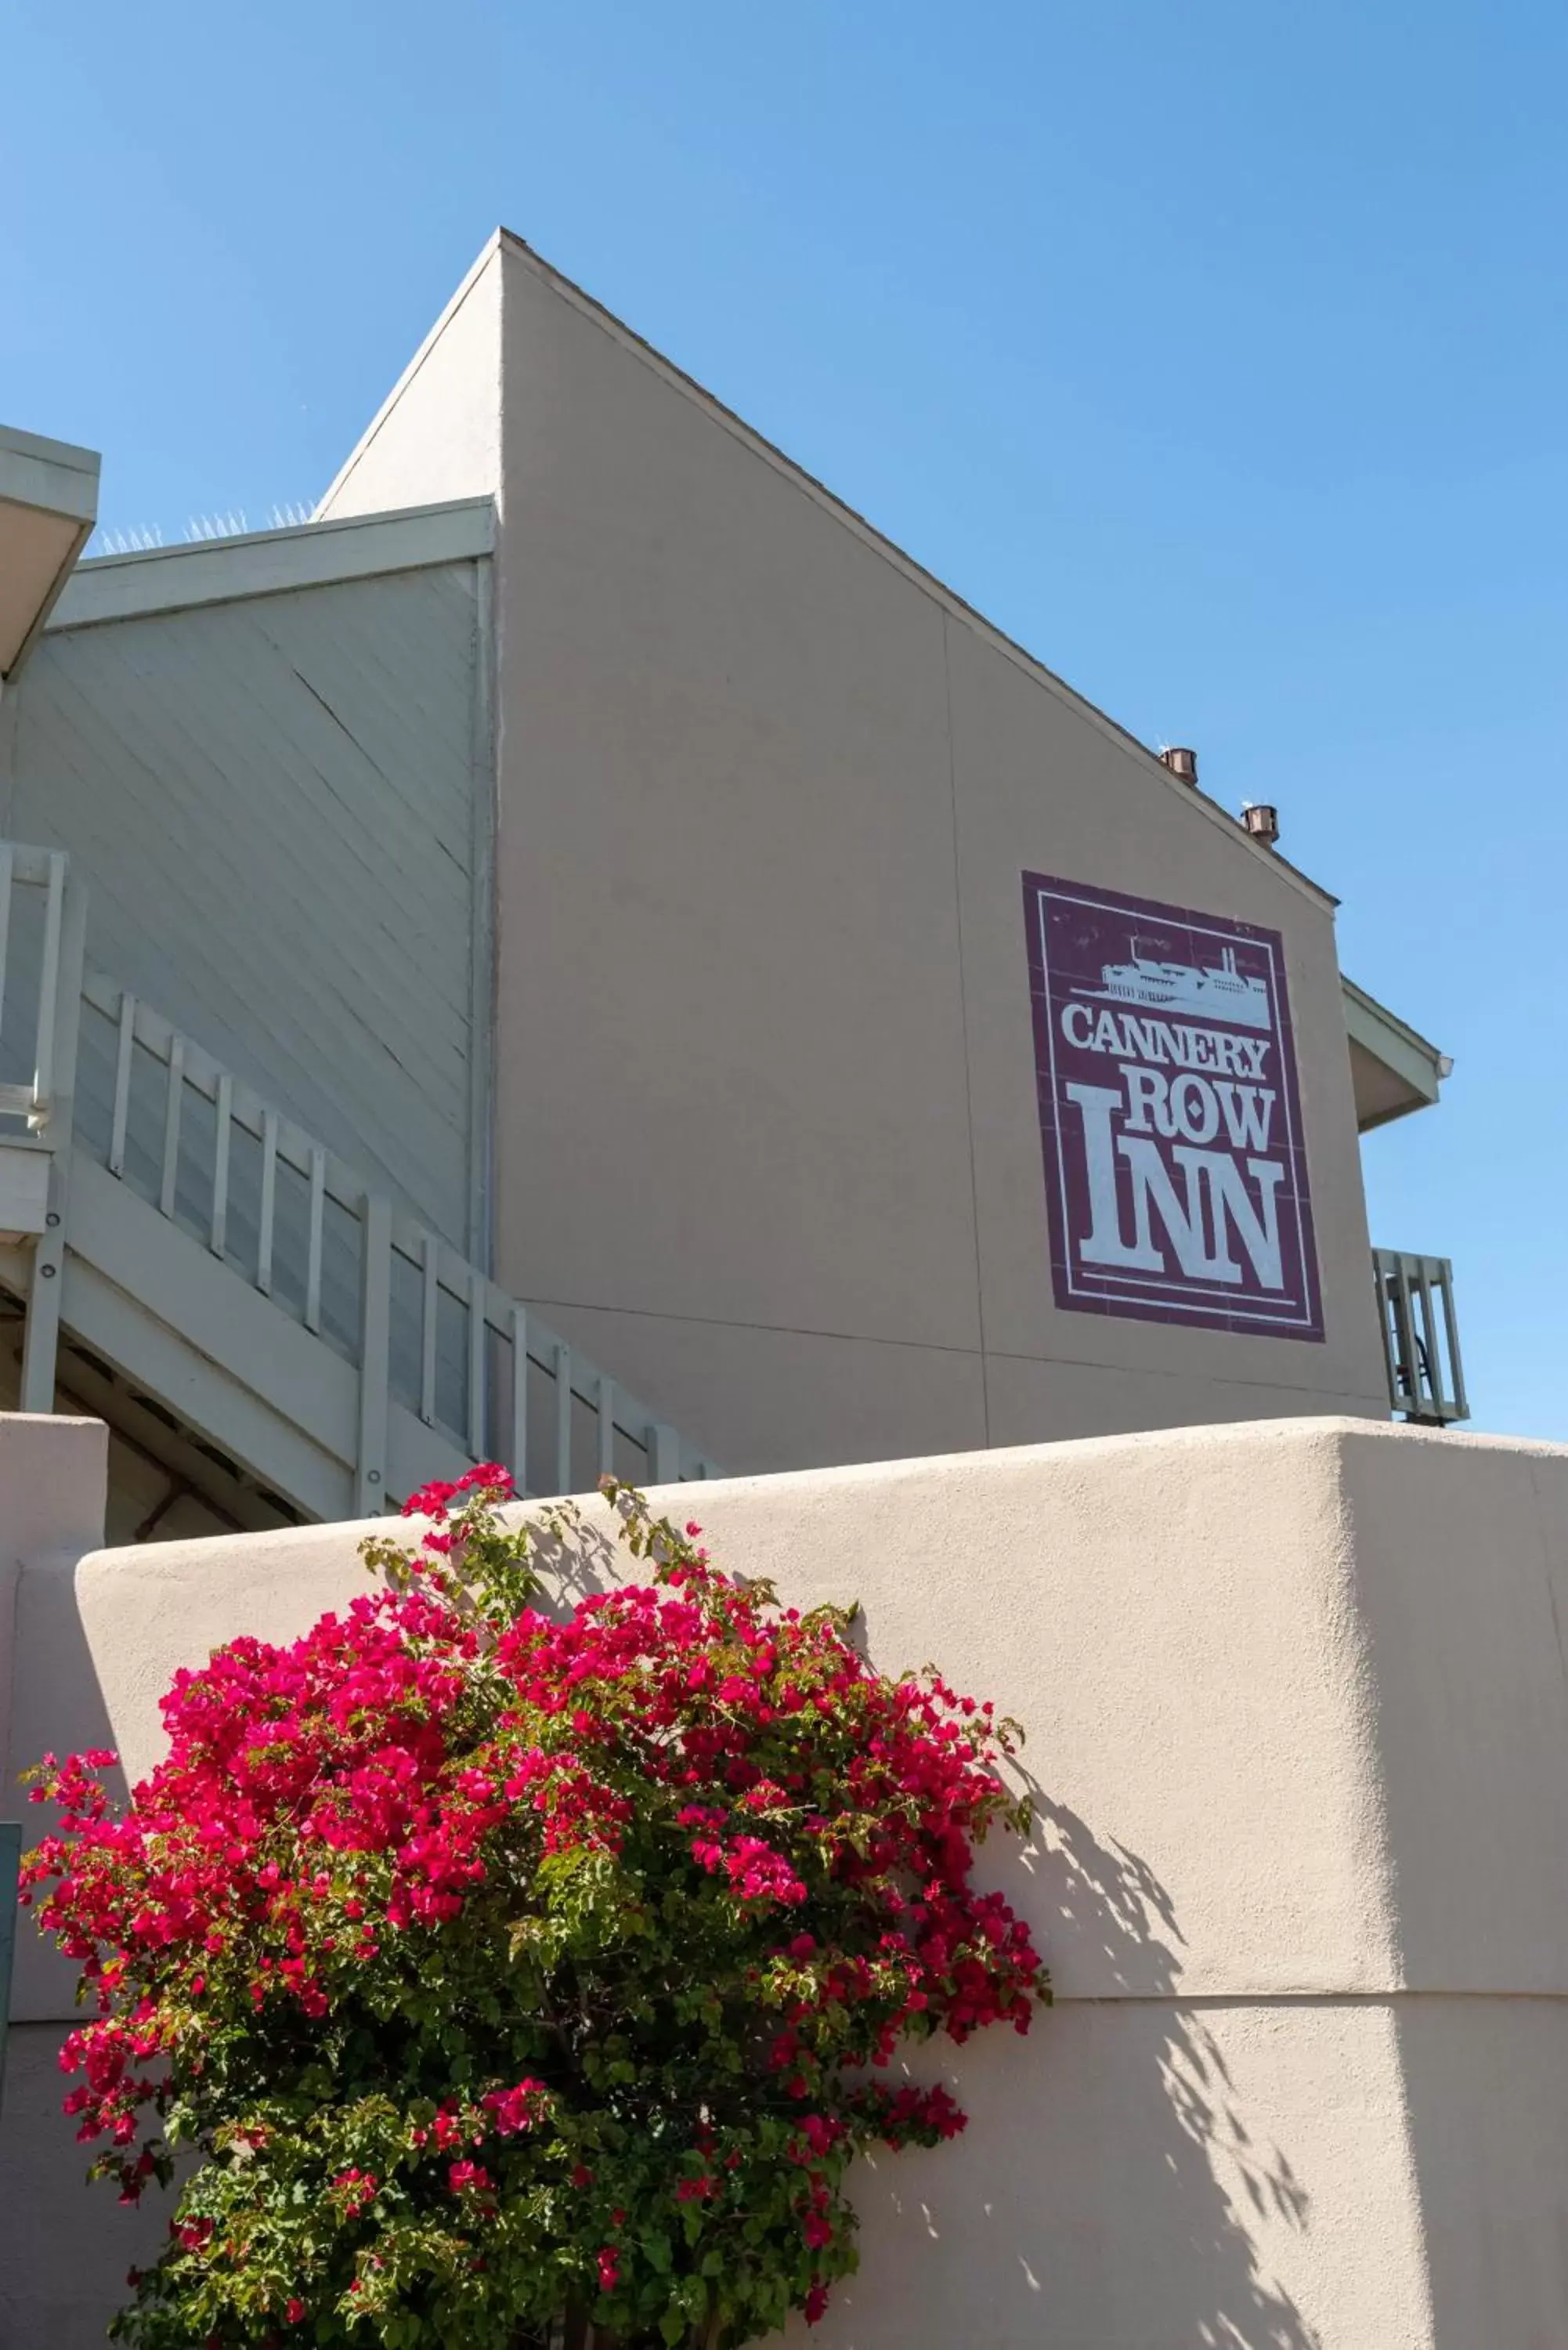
{"left": 1342, "top": 974, "right": 1451, "bottom": 1130}
{"left": 49, "top": 497, "right": 495, "bottom": 631}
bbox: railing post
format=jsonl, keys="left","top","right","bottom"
{"left": 20, "top": 862, "right": 85, "bottom": 1414}
{"left": 0, "top": 844, "right": 15, "bottom": 1055}
{"left": 356, "top": 1192, "right": 392, "bottom": 1516}
{"left": 554, "top": 1342, "right": 573, "bottom": 1495}
{"left": 1439, "top": 1264, "right": 1469, "bottom": 1425}
{"left": 19, "top": 1156, "right": 66, "bottom": 1412}
{"left": 509, "top": 1306, "right": 529, "bottom": 1493}
{"left": 598, "top": 1375, "right": 616, "bottom": 1481}
{"left": 648, "top": 1422, "right": 681, "bottom": 1487}
{"left": 108, "top": 989, "right": 135, "bottom": 1178}
{"left": 468, "top": 1266, "right": 488, "bottom": 1459}
{"left": 209, "top": 1070, "right": 232, "bottom": 1255}
{"left": 420, "top": 1232, "right": 440, "bottom": 1427}
{"left": 29, "top": 851, "right": 65, "bottom": 1131}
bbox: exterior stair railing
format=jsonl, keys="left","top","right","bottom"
{"left": 0, "top": 841, "right": 720, "bottom": 1517}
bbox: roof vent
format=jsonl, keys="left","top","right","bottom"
{"left": 1158, "top": 746, "right": 1198, "bottom": 786}
{"left": 1242, "top": 802, "right": 1280, "bottom": 847}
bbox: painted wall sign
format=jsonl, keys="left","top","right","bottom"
{"left": 1023, "top": 872, "right": 1324, "bottom": 1340}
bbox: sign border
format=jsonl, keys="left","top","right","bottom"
{"left": 1023, "top": 869, "right": 1325, "bottom": 1343}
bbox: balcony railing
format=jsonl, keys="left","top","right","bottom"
{"left": 1373, "top": 1248, "right": 1468, "bottom": 1427}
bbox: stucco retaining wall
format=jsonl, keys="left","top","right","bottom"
{"left": 3, "top": 1410, "right": 1566, "bottom": 2345}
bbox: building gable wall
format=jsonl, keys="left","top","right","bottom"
{"left": 486, "top": 238, "right": 1387, "bottom": 1470}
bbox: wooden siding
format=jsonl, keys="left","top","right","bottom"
{"left": 5, "top": 561, "right": 490, "bottom": 1255}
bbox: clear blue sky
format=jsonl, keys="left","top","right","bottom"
{"left": 5, "top": 2, "right": 1565, "bottom": 1437}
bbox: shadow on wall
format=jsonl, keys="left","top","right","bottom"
{"left": 792, "top": 1795, "right": 1317, "bottom": 2350}
{"left": 485, "top": 1510, "right": 1324, "bottom": 2348}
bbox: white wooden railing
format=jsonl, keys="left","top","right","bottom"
{"left": 0, "top": 843, "right": 78, "bottom": 1137}
{"left": 70, "top": 970, "right": 721, "bottom": 1509}
{"left": 1372, "top": 1247, "right": 1468, "bottom": 1428}
{"left": 0, "top": 835, "right": 719, "bottom": 1509}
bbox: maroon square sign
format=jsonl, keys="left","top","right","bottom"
{"left": 1023, "top": 871, "right": 1324, "bottom": 1341}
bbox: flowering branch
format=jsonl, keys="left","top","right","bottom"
{"left": 25, "top": 1466, "right": 1048, "bottom": 2346}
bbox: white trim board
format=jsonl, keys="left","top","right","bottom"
{"left": 49, "top": 497, "right": 496, "bottom": 631}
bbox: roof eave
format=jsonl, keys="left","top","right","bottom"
{"left": 1342, "top": 974, "right": 1450, "bottom": 1132}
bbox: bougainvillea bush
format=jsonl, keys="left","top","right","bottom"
{"left": 25, "top": 1467, "right": 1047, "bottom": 2348}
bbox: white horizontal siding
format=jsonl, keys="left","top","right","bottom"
{"left": 6, "top": 561, "right": 489, "bottom": 1253}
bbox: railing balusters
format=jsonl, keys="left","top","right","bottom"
{"left": 1373, "top": 1246, "right": 1467, "bottom": 1426}
{"left": 356, "top": 1193, "right": 392, "bottom": 1516}
{"left": 420, "top": 1232, "right": 439, "bottom": 1425}
{"left": 598, "top": 1374, "right": 616, "bottom": 1481}
{"left": 468, "top": 1267, "right": 487, "bottom": 1459}
{"left": 555, "top": 1342, "right": 573, "bottom": 1495}
{"left": 0, "top": 842, "right": 15, "bottom": 1048}
{"left": 158, "top": 1035, "right": 185, "bottom": 1217}
{"left": 108, "top": 990, "right": 136, "bottom": 1178}
{"left": 649, "top": 1423, "right": 681, "bottom": 1485}
{"left": 1400, "top": 1260, "right": 1419, "bottom": 1401}
{"left": 0, "top": 843, "right": 726, "bottom": 1495}
{"left": 210, "top": 1072, "right": 231, "bottom": 1255}
{"left": 305, "top": 1147, "right": 326, "bottom": 1332}
{"left": 31, "top": 851, "right": 64, "bottom": 1126}
{"left": 1414, "top": 1264, "right": 1440, "bottom": 1415}
{"left": 509, "top": 1306, "right": 529, "bottom": 1491}
{"left": 257, "top": 1109, "right": 278, "bottom": 1296}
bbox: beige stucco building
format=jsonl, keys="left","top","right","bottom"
{"left": 0, "top": 229, "right": 1455, "bottom": 1542}
{"left": 0, "top": 244, "right": 1548, "bottom": 2350}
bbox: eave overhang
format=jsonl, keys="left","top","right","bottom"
{"left": 0, "top": 425, "right": 100, "bottom": 681}
{"left": 1342, "top": 976, "right": 1451, "bottom": 1133}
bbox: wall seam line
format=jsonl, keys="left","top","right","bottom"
{"left": 520, "top": 1292, "right": 1386, "bottom": 1407}
{"left": 941, "top": 609, "right": 989, "bottom": 1444}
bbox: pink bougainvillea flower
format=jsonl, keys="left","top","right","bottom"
{"left": 26, "top": 1475, "right": 1046, "bottom": 2345}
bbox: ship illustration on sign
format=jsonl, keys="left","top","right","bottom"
{"left": 1076, "top": 940, "right": 1271, "bottom": 1030}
